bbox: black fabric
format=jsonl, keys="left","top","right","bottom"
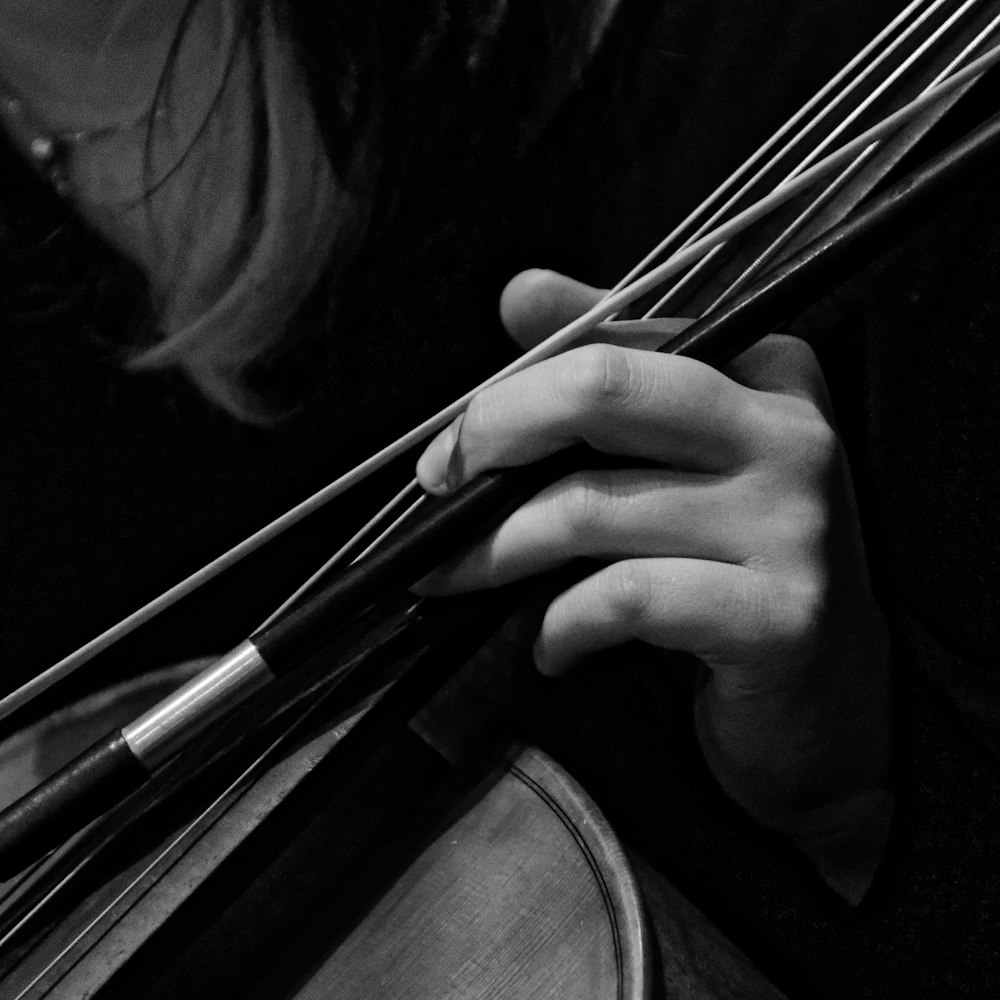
{"left": 2, "top": 1, "right": 1000, "bottom": 996}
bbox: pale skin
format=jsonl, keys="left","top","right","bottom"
{"left": 416, "top": 268, "right": 894, "bottom": 903}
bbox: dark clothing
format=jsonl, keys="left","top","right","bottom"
{"left": 1, "top": 1, "right": 999, "bottom": 996}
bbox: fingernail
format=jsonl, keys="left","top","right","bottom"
{"left": 416, "top": 414, "right": 464, "bottom": 495}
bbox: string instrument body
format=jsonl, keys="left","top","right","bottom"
{"left": 2, "top": 0, "right": 1000, "bottom": 994}
{"left": 0, "top": 600, "right": 784, "bottom": 998}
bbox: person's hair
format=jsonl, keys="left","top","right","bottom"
{"left": 1, "top": 0, "right": 627, "bottom": 418}
{"left": 125, "top": 1, "right": 343, "bottom": 418}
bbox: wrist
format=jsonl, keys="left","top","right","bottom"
{"left": 696, "top": 619, "right": 894, "bottom": 902}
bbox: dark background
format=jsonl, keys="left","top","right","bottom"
{"left": 2, "top": 1, "right": 999, "bottom": 994}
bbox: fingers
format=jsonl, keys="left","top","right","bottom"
{"left": 413, "top": 269, "right": 839, "bottom": 684}
{"left": 416, "top": 467, "right": 751, "bottom": 593}
{"left": 499, "top": 269, "right": 606, "bottom": 350}
{"left": 416, "top": 344, "right": 761, "bottom": 493}
{"left": 419, "top": 264, "right": 832, "bottom": 496}
{"left": 532, "top": 558, "right": 792, "bottom": 680}
{"left": 499, "top": 271, "right": 828, "bottom": 407}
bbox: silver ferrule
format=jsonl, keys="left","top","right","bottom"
{"left": 122, "top": 640, "right": 273, "bottom": 770}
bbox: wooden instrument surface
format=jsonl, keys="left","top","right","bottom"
{"left": 8, "top": 6, "right": 995, "bottom": 996}
{"left": 300, "top": 744, "right": 650, "bottom": 1000}
{"left": 0, "top": 654, "right": 786, "bottom": 999}
{"left": 0, "top": 651, "right": 654, "bottom": 999}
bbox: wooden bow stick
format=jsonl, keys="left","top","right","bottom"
{"left": 3, "top": 9, "right": 1000, "bottom": 975}
{"left": 3, "top": 35, "right": 999, "bottom": 724}
{"left": 3, "top": 92, "right": 1000, "bottom": 879}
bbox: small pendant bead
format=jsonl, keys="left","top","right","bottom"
{"left": 1, "top": 83, "right": 66, "bottom": 192}
{"left": 29, "top": 134, "right": 57, "bottom": 164}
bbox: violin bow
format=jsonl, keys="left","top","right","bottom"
{"left": 2, "top": 1, "right": 1000, "bottom": 966}
{"left": 5, "top": 0, "right": 999, "bottom": 725}
{"left": 261, "top": 0, "right": 1000, "bottom": 623}
{"left": 5, "top": 105, "right": 1000, "bottom": 993}
{"left": 2, "top": 58, "right": 1000, "bottom": 888}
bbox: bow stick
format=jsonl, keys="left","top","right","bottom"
{"left": 1, "top": 7, "right": 1000, "bottom": 976}
{"left": 0, "top": 0, "right": 996, "bottom": 857}
{"left": 4, "top": 5, "right": 998, "bottom": 722}
{"left": 2, "top": 95, "right": 999, "bottom": 877}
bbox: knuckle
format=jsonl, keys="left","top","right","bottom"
{"left": 766, "top": 333, "right": 822, "bottom": 371}
{"left": 739, "top": 419, "right": 842, "bottom": 552}
{"left": 797, "top": 414, "right": 840, "bottom": 468}
{"left": 563, "top": 344, "right": 637, "bottom": 413}
{"left": 760, "top": 405, "right": 841, "bottom": 481}
{"left": 761, "top": 488, "right": 833, "bottom": 555}
{"left": 681, "top": 355, "right": 732, "bottom": 404}
{"left": 599, "top": 561, "right": 655, "bottom": 628}
{"left": 794, "top": 418, "right": 843, "bottom": 497}
{"left": 774, "top": 575, "right": 826, "bottom": 648}
{"left": 557, "top": 475, "right": 616, "bottom": 541}
{"left": 753, "top": 573, "right": 826, "bottom": 659}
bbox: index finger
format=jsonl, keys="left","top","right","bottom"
{"left": 416, "top": 344, "right": 765, "bottom": 494}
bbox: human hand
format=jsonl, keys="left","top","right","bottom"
{"left": 415, "top": 269, "right": 893, "bottom": 902}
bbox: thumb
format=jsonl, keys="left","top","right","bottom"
{"left": 499, "top": 269, "right": 606, "bottom": 351}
